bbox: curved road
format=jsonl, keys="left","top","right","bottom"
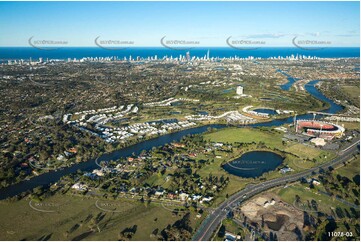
{"left": 192, "top": 140, "right": 360, "bottom": 241}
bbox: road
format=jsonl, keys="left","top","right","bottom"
{"left": 192, "top": 140, "right": 360, "bottom": 241}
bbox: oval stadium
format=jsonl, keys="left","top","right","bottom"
{"left": 296, "top": 119, "right": 345, "bottom": 140}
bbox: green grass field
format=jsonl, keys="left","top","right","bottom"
{"left": 285, "top": 143, "right": 324, "bottom": 160}
{"left": 342, "top": 86, "right": 360, "bottom": 101}
{"left": 0, "top": 194, "right": 203, "bottom": 241}
{"left": 278, "top": 154, "right": 360, "bottom": 217}
{"left": 204, "top": 127, "right": 283, "bottom": 148}
{"left": 276, "top": 184, "right": 349, "bottom": 215}
{"left": 334, "top": 155, "right": 360, "bottom": 179}
{"left": 339, "top": 122, "right": 360, "bottom": 131}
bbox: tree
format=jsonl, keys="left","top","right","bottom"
{"left": 151, "top": 228, "right": 159, "bottom": 237}
{"left": 161, "top": 213, "right": 193, "bottom": 240}
{"left": 121, "top": 225, "right": 138, "bottom": 239}
{"left": 311, "top": 199, "right": 318, "bottom": 211}
{"left": 218, "top": 224, "right": 226, "bottom": 238}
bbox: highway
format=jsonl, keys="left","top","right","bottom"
{"left": 192, "top": 139, "right": 360, "bottom": 241}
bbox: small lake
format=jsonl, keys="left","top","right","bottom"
{"left": 222, "top": 88, "right": 234, "bottom": 93}
{"left": 253, "top": 108, "right": 277, "bottom": 115}
{"left": 223, "top": 151, "right": 284, "bottom": 178}
{"left": 198, "top": 111, "right": 209, "bottom": 115}
{"left": 170, "top": 101, "right": 183, "bottom": 106}
{"left": 147, "top": 119, "right": 178, "bottom": 124}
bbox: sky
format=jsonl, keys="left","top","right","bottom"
{"left": 0, "top": 1, "right": 359, "bottom": 47}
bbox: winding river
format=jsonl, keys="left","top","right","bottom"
{"left": 0, "top": 77, "right": 343, "bottom": 200}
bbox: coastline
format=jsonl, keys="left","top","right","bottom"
{"left": 0, "top": 47, "right": 360, "bottom": 61}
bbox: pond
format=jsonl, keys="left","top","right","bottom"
{"left": 198, "top": 111, "right": 209, "bottom": 115}
{"left": 253, "top": 108, "right": 278, "bottom": 115}
{"left": 223, "top": 151, "right": 284, "bottom": 178}
{"left": 170, "top": 101, "right": 183, "bottom": 106}
{"left": 222, "top": 88, "right": 234, "bottom": 93}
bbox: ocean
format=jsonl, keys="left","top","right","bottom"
{"left": 0, "top": 47, "right": 359, "bottom": 61}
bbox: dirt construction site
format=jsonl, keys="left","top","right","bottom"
{"left": 238, "top": 194, "right": 305, "bottom": 240}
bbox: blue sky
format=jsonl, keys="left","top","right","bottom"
{"left": 0, "top": 1, "right": 359, "bottom": 47}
